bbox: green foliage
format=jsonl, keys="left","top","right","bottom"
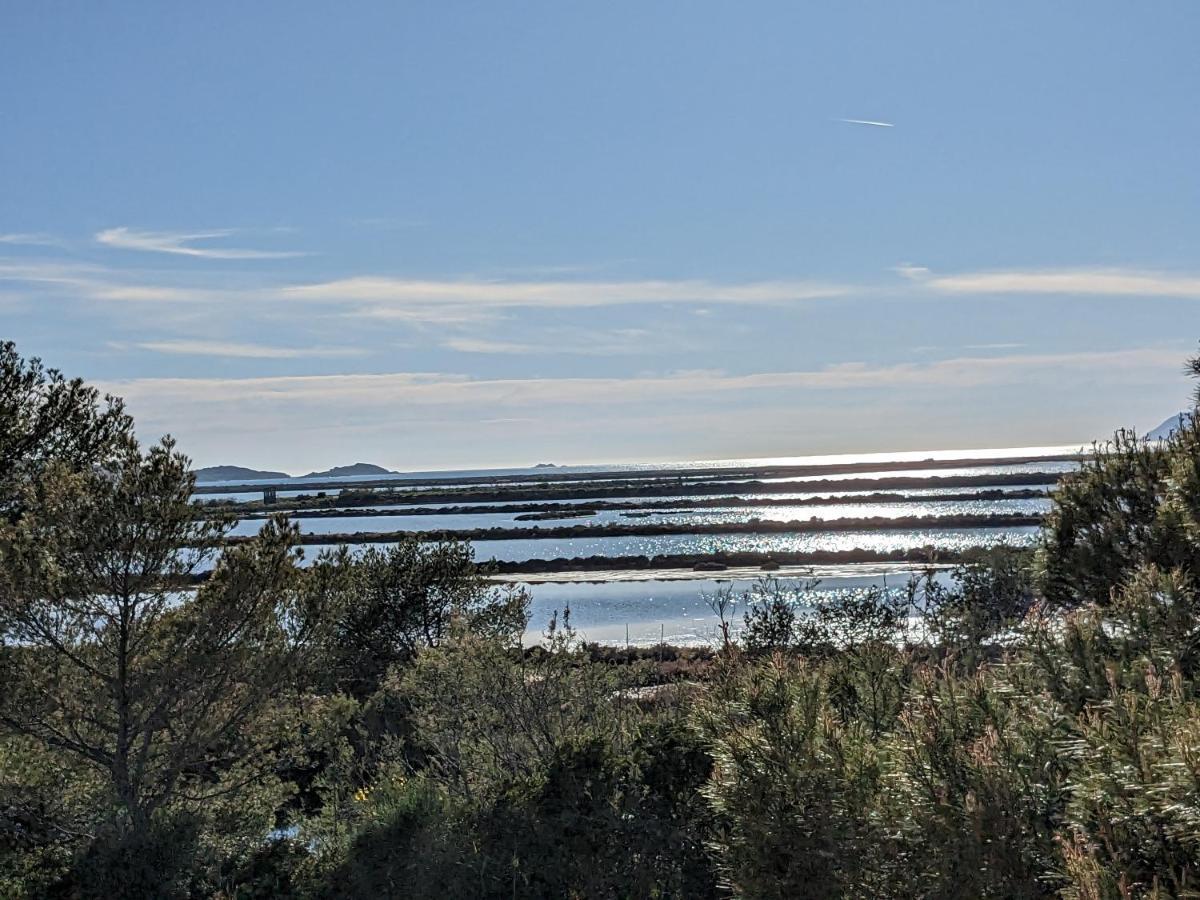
{"left": 1040, "top": 414, "right": 1200, "bottom": 608}
{"left": 1024, "top": 568, "right": 1200, "bottom": 893}
{"left": 884, "top": 664, "right": 1070, "bottom": 898}
{"left": 925, "top": 546, "right": 1036, "bottom": 649}
{"left": 692, "top": 561, "right": 1200, "bottom": 898}
{"left": 0, "top": 439, "right": 333, "bottom": 836}
{"left": 0, "top": 340, "right": 132, "bottom": 524}
{"left": 311, "top": 774, "right": 459, "bottom": 898}
{"left": 312, "top": 537, "right": 528, "bottom": 699}
{"left": 0, "top": 410, "right": 346, "bottom": 895}
{"left": 310, "top": 616, "right": 719, "bottom": 899}
{"left": 736, "top": 575, "right": 909, "bottom": 655}
{"left": 391, "top": 610, "right": 628, "bottom": 802}
{"left": 695, "top": 656, "right": 887, "bottom": 898}
{"left": 739, "top": 577, "right": 805, "bottom": 654}
{"left": 68, "top": 812, "right": 203, "bottom": 900}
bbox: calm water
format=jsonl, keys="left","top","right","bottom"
{"left": 226, "top": 497, "right": 1051, "bottom": 538}
{"left": 517, "top": 565, "right": 955, "bottom": 646}
{"left": 203, "top": 451, "right": 1063, "bottom": 642}
{"left": 466, "top": 526, "right": 1039, "bottom": 562}
{"left": 276, "top": 525, "right": 1037, "bottom": 564}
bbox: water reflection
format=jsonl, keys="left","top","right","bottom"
{"left": 517, "top": 567, "right": 956, "bottom": 646}
{"left": 467, "top": 526, "right": 1038, "bottom": 562}
{"left": 226, "top": 497, "right": 1051, "bottom": 538}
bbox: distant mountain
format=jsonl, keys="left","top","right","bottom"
{"left": 302, "top": 462, "right": 396, "bottom": 479}
{"left": 194, "top": 465, "right": 291, "bottom": 483}
{"left": 1148, "top": 412, "right": 1193, "bottom": 441}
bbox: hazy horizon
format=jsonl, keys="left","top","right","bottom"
{"left": 195, "top": 442, "right": 1091, "bottom": 480}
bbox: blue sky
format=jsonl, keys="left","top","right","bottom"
{"left": 2, "top": 2, "right": 1199, "bottom": 472}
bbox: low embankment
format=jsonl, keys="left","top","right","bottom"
{"left": 224, "top": 513, "right": 1042, "bottom": 546}
{"left": 204, "top": 472, "right": 1062, "bottom": 513}
{"left": 483, "top": 547, "right": 969, "bottom": 575}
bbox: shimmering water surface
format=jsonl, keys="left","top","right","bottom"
{"left": 227, "top": 497, "right": 1051, "bottom": 537}
{"left": 200, "top": 449, "right": 1071, "bottom": 644}
{"left": 285, "top": 525, "right": 1038, "bottom": 564}
{"left": 467, "top": 526, "right": 1039, "bottom": 561}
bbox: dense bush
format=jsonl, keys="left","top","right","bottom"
{"left": 1041, "top": 419, "right": 1200, "bottom": 607}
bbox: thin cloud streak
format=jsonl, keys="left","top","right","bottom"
{"left": 96, "top": 227, "right": 306, "bottom": 260}
{"left": 442, "top": 337, "right": 545, "bottom": 355}
{"left": 135, "top": 340, "right": 368, "bottom": 359}
{"left": 0, "top": 232, "right": 63, "bottom": 247}
{"left": 284, "top": 277, "right": 850, "bottom": 325}
{"left": 107, "top": 347, "right": 1178, "bottom": 415}
{"left": 909, "top": 266, "right": 1200, "bottom": 298}
{"left": 839, "top": 118, "right": 894, "bottom": 128}
{"left": 443, "top": 327, "right": 658, "bottom": 356}
{"left": 0, "top": 261, "right": 852, "bottom": 324}
{"left": 283, "top": 276, "right": 849, "bottom": 308}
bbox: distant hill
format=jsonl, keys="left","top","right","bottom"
{"left": 1148, "top": 412, "right": 1193, "bottom": 441}
{"left": 194, "top": 465, "right": 291, "bottom": 483}
{"left": 302, "top": 462, "right": 396, "bottom": 479}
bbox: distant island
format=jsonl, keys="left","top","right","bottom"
{"left": 533, "top": 463, "right": 559, "bottom": 468}
{"left": 1148, "top": 412, "right": 1192, "bottom": 441}
{"left": 302, "top": 462, "right": 397, "bottom": 479}
{"left": 194, "top": 465, "right": 292, "bottom": 483}
{"left": 195, "top": 462, "right": 399, "bottom": 483}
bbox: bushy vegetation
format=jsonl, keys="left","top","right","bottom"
{"left": 3, "top": 338, "right": 1200, "bottom": 898}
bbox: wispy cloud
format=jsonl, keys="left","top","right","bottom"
{"left": 903, "top": 266, "right": 1200, "bottom": 298}
{"left": 0, "top": 260, "right": 99, "bottom": 287}
{"left": 839, "top": 118, "right": 894, "bottom": 128}
{"left": 133, "top": 339, "right": 368, "bottom": 359}
{"left": 441, "top": 337, "right": 542, "bottom": 355}
{"left": 0, "top": 232, "right": 63, "bottom": 247}
{"left": 285, "top": 276, "right": 849, "bottom": 322}
{"left": 107, "top": 347, "right": 1178, "bottom": 418}
{"left": 0, "top": 260, "right": 852, "bottom": 326}
{"left": 96, "top": 227, "right": 306, "bottom": 260}
{"left": 443, "top": 327, "right": 661, "bottom": 356}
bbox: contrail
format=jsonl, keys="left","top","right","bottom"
{"left": 839, "top": 118, "right": 894, "bottom": 128}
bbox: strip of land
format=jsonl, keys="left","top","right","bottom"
{"left": 488, "top": 561, "right": 949, "bottom": 584}
{"left": 480, "top": 547, "right": 975, "bottom": 575}
{"left": 203, "top": 471, "right": 1064, "bottom": 512}
{"left": 226, "top": 512, "right": 1041, "bottom": 547}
